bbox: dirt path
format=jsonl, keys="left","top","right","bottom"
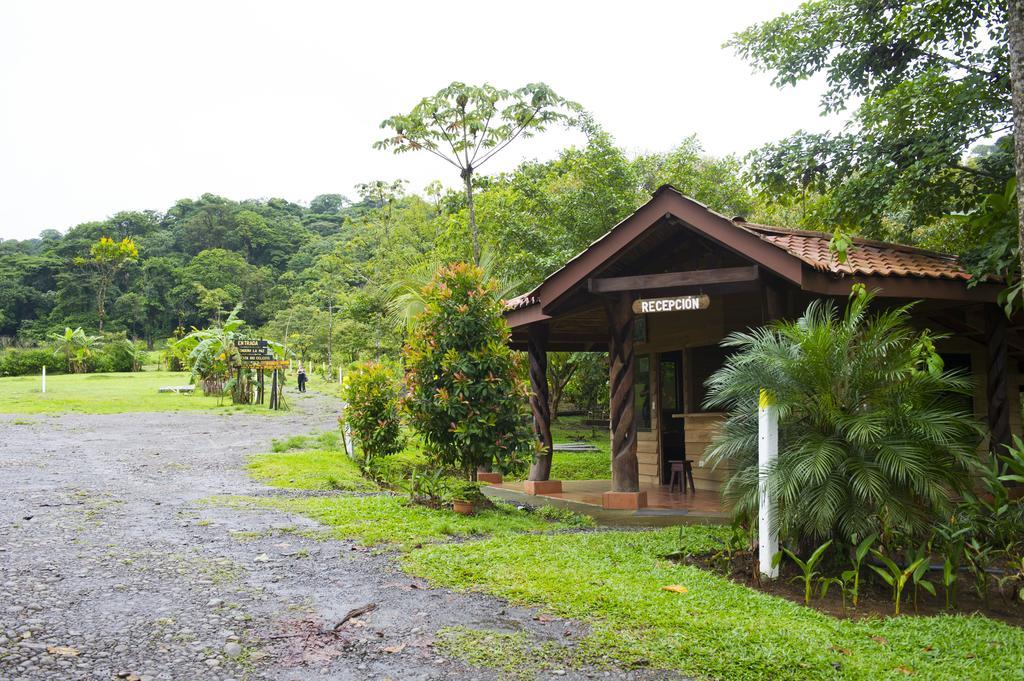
{"left": 0, "top": 392, "right": 673, "bottom": 681}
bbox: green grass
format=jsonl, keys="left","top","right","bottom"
{"left": 248, "top": 449, "right": 376, "bottom": 491}
{"left": 209, "top": 494, "right": 585, "bottom": 549}
{"left": 270, "top": 430, "right": 343, "bottom": 452}
{"left": 0, "top": 371, "right": 278, "bottom": 414}
{"left": 506, "top": 416, "right": 611, "bottom": 481}
{"left": 403, "top": 527, "right": 1024, "bottom": 680}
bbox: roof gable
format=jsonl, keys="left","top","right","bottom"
{"left": 505, "top": 185, "right": 991, "bottom": 326}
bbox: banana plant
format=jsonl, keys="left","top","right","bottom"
{"left": 869, "top": 549, "right": 927, "bottom": 615}
{"left": 773, "top": 539, "right": 832, "bottom": 605}
{"left": 842, "top": 532, "right": 877, "bottom": 608}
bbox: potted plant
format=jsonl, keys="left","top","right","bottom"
{"left": 446, "top": 480, "right": 485, "bottom": 515}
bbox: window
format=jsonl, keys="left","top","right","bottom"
{"left": 635, "top": 356, "right": 652, "bottom": 430}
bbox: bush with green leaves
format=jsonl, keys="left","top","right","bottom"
{"left": 704, "top": 288, "right": 982, "bottom": 546}
{"left": 0, "top": 348, "right": 63, "bottom": 377}
{"left": 341, "top": 360, "right": 404, "bottom": 471}
{"left": 403, "top": 262, "right": 533, "bottom": 480}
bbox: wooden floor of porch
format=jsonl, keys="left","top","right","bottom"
{"left": 484, "top": 479, "right": 730, "bottom": 526}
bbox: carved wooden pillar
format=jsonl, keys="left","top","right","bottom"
{"left": 607, "top": 294, "right": 640, "bottom": 493}
{"left": 987, "top": 306, "right": 1011, "bottom": 455}
{"left": 527, "top": 324, "right": 554, "bottom": 481}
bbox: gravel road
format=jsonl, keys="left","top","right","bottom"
{"left": 0, "top": 391, "right": 676, "bottom": 680}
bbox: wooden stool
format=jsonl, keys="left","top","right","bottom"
{"left": 668, "top": 460, "right": 696, "bottom": 494}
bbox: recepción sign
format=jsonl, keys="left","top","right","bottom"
{"left": 632, "top": 294, "right": 710, "bottom": 314}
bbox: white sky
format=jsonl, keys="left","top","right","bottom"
{"left": 0, "top": 0, "right": 840, "bottom": 241}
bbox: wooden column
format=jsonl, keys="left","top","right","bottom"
{"left": 527, "top": 324, "right": 554, "bottom": 482}
{"left": 604, "top": 294, "right": 643, "bottom": 507}
{"left": 987, "top": 306, "right": 1011, "bottom": 455}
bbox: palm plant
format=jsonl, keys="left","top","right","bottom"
{"left": 704, "top": 288, "right": 982, "bottom": 546}
{"left": 385, "top": 248, "right": 521, "bottom": 332}
{"left": 48, "top": 327, "right": 102, "bottom": 373}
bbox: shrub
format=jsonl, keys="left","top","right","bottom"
{"left": 92, "top": 337, "right": 144, "bottom": 372}
{"left": 342, "top": 360, "right": 404, "bottom": 470}
{"left": 0, "top": 348, "right": 63, "bottom": 377}
{"left": 704, "top": 288, "right": 982, "bottom": 546}
{"left": 403, "top": 263, "right": 534, "bottom": 480}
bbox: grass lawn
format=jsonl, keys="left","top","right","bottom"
{"left": 403, "top": 527, "right": 1024, "bottom": 680}
{"left": 248, "top": 449, "right": 376, "bottom": 492}
{"left": 210, "top": 494, "right": 589, "bottom": 549}
{"left": 0, "top": 371, "right": 280, "bottom": 414}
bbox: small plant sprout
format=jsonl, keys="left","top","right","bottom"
{"left": 965, "top": 538, "right": 994, "bottom": 608}
{"left": 772, "top": 539, "right": 832, "bottom": 606}
{"left": 843, "top": 532, "right": 877, "bottom": 608}
{"left": 869, "top": 549, "right": 928, "bottom": 616}
{"left": 819, "top": 574, "right": 853, "bottom": 615}
{"left": 909, "top": 542, "right": 937, "bottom": 613}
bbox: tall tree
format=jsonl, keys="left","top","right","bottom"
{"left": 375, "top": 82, "right": 579, "bottom": 264}
{"left": 1008, "top": 0, "right": 1024, "bottom": 292}
{"left": 76, "top": 237, "right": 138, "bottom": 332}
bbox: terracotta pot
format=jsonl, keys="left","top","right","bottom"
{"left": 451, "top": 500, "right": 475, "bottom": 515}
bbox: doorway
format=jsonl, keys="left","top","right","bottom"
{"left": 659, "top": 351, "right": 684, "bottom": 484}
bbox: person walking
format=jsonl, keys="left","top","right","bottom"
{"left": 297, "top": 365, "right": 307, "bottom": 393}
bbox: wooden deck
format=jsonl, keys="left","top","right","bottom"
{"left": 485, "top": 479, "right": 729, "bottom": 525}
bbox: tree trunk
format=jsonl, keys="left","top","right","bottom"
{"left": 527, "top": 324, "right": 553, "bottom": 481}
{"left": 462, "top": 169, "right": 480, "bottom": 265}
{"left": 606, "top": 295, "right": 639, "bottom": 492}
{"left": 327, "top": 300, "right": 334, "bottom": 377}
{"left": 1009, "top": 0, "right": 1024, "bottom": 280}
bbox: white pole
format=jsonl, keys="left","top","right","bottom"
{"left": 758, "top": 388, "right": 779, "bottom": 579}
{"left": 41, "top": 365, "right": 46, "bottom": 394}
{"left": 338, "top": 366, "right": 343, "bottom": 386}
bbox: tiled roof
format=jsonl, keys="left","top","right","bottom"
{"left": 738, "top": 222, "right": 971, "bottom": 281}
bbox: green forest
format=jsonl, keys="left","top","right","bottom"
{"left": 1, "top": 0, "right": 1017, "bottom": 375}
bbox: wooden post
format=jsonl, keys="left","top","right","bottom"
{"left": 758, "top": 389, "right": 779, "bottom": 579}
{"left": 527, "top": 324, "right": 554, "bottom": 482}
{"left": 603, "top": 294, "right": 644, "bottom": 508}
{"left": 269, "top": 369, "right": 278, "bottom": 410}
{"left": 987, "top": 306, "right": 1011, "bottom": 455}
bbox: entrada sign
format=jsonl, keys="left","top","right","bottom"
{"left": 632, "top": 294, "right": 710, "bottom": 314}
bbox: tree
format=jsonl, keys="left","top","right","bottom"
{"left": 309, "top": 193, "right": 346, "bottom": 215}
{"left": 1008, "top": 0, "right": 1024, "bottom": 304}
{"left": 77, "top": 236, "right": 138, "bottom": 332}
{"left": 375, "top": 82, "right": 580, "bottom": 264}
{"left": 403, "top": 263, "right": 533, "bottom": 479}
{"left": 342, "top": 360, "right": 405, "bottom": 470}
{"left": 730, "top": 1, "right": 1011, "bottom": 243}
{"left": 703, "top": 289, "right": 982, "bottom": 545}
{"left": 354, "top": 180, "right": 407, "bottom": 240}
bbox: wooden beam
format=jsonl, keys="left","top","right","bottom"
{"left": 588, "top": 266, "right": 759, "bottom": 294}
{"left": 606, "top": 294, "right": 640, "bottom": 492}
{"left": 527, "top": 324, "right": 554, "bottom": 481}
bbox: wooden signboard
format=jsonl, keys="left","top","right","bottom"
{"left": 237, "top": 339, "right": 275, "bottom": 365}
{"left": 632, "top": 294, "right": 710, "bottom": 314}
